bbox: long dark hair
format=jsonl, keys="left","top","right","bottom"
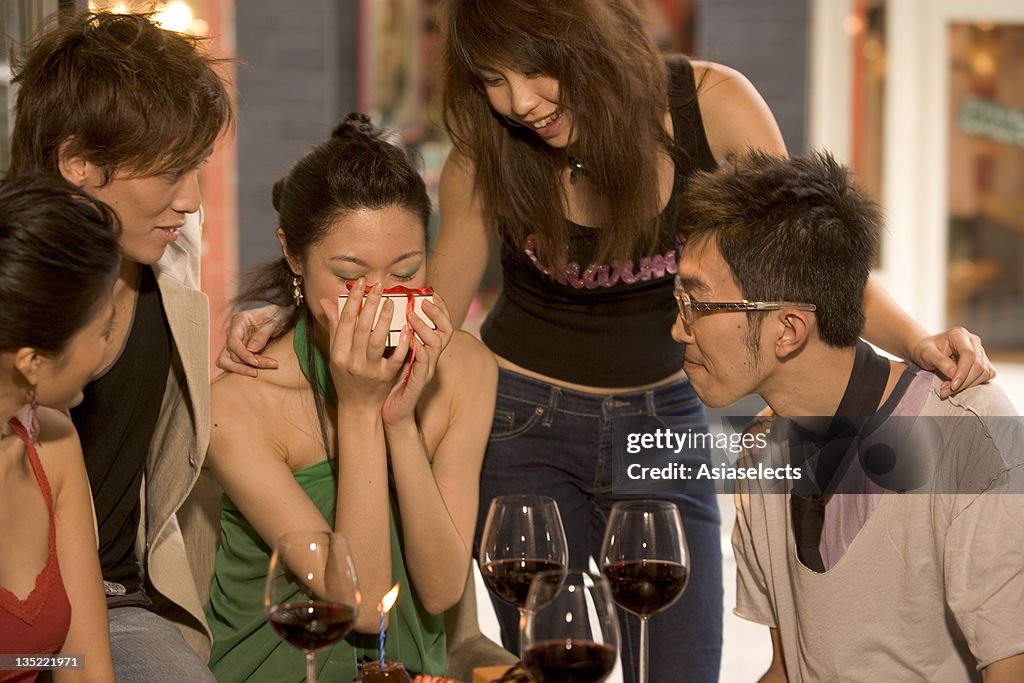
{"left": 0, "top": 176, "right": 121, "bottom": 354}
{"left": 440, "top": 0, "right": 676, "bottom": 268}
{"left": 236, "top": 113, "right": 430, "bottom": 458}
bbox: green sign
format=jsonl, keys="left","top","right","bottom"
{"left": 958, "top": 95, "right": 1024, "bottom": 148}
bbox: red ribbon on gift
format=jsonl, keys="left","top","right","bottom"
{"left": 345, "top": 282, "right": 434, "bottom": 382}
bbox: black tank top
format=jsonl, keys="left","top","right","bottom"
{"left": 481, "top": 56, "right": 718, "bottom": 386}
{"left": 71, "top": 265, "right": 171, "bottom": 596}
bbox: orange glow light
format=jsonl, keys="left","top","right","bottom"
{"left": 379, "top": 584, "right": 400, "bottom": 614}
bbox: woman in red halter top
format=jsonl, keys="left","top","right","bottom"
{"left": 0, "top": 178, "right": 121, "bottom": 682}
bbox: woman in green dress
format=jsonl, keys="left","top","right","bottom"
{"left": 204, "top": 114, "right": 497, "bottom": 682}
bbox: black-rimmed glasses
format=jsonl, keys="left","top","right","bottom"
{"left": 673, "top": 275, "right": 817, "bottom": 325}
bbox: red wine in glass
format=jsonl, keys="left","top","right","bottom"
{"left": 599, "top": 501, "right": 688, "bottom": 683}
{"left": 479, "top": 494, "right": 569, "bottom": 622}
{"left": 480, "top": 558, "right": 566, "bottom": 609}
{"left": 521, "top": 570, "right": 619, "bottom": 683}
{"left": 601, "top": 559, "right": 689, "bottom": 617}
{"left": 267, "top": 602, "right": 357, "bottom": 651}
{"left": 522, "top": 639, "right": 618, "bottom": 683}
{"left": 265, "top": 531, "right": 360, "bottom": 683}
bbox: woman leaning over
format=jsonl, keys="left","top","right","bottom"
{"left": 204, "top": 115, "right": 496, "bottom": 682}
{"left": 430, "top": 1, "right": 993, "bottom": 681}
{"left": 0, "top": 177, "right": 121, "bottom": 682}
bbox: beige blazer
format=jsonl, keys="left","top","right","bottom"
{"left": 136, "top": 211, "right": 213, "bottom": 657}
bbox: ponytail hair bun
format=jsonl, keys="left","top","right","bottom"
{"left": 332, "top": 112, "right": 375, "bottom": 140}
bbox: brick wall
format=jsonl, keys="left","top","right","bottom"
{"left": 695, "top": 0, "right": 810, "bottom": 155}
{"left": 235, "top": 0, "right": 358, "bottom": 273}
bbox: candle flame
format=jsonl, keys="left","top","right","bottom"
{"left": 379, "top": 584, "right": 400, "bottom": 614}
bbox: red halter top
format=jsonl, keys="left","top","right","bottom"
{"left": 0, "top": 418, "right": 72, "bottom": 683}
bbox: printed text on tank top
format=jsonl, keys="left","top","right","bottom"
{"left": 523, "top": 233, "right": 684, "bottom": 289}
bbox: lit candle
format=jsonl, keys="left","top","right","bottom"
{"left": 378, "top": 584, "right": 400, "bottom": 668}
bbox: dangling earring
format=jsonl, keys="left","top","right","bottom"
{"left": 291, "top": 275, "right": 304, "bottom": 308}
{"left": 28, "top": 387, "right": 40, "bottom": 444}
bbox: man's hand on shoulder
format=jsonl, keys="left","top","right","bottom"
{"left": 218, "top": 304, "right": 287, "bottom": 377}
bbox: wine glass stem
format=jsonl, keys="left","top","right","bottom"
{"left": 638, "top": 616, "right": 649, "bottom": 683}
{"left": 305, "top": 651, "right": 317, "bottom": 683}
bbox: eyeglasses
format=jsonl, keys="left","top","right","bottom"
{"left": 673, "top": 275, "right": 817, "bottom": 325}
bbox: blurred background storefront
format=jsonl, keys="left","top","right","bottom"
{"left": 811, "top": 0, "right": 1024, "bottom": 407}
{"left": 0, "top": 2, "right": 1021, "bottom": 679}
{"left": 2, "top": 0, "right": 1019, "bottom": 406}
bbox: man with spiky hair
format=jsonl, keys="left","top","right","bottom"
{"left": 672, "top": 151, "right": 1024, "bottom": 682}
{"left": 7, "top": 9, "right": 232, "bottom": 680}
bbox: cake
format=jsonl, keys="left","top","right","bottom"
{"left": 356, "top": 659, "right": 412, "bottom": 683}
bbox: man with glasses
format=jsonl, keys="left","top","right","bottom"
{"left": 671, "top": 151, "right": 1024, "bottom": 681}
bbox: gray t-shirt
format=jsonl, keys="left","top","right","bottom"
{"left": 733, "top": 366, "right": 1024, "bottom": 681}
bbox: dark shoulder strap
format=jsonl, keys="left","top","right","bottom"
{"left": 664, "top": 55, "right": 717, "bottom": 173}
{"left": 8, "top": 418, "right": 54, "bottom": 516}
{"left": 665, "top": 54, "right": 694, "bottom": 92}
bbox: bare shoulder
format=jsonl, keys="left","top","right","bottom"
{"left": 691, "top": 60, "right": 761, "bottom": 104}
{"left": 441, "top": 145, "right": 477, "bottom": 179}
{"left": 31, "top": 407, "right": 84, "bottom": 497}
{"left": 437, "top": 331, "right": 497, "bottom": 385}
{"left": 419, "top": 332, "right": 497, "bottom": 462}
{"left": 439, "top": 146, "right": 482, "bottom": 203}
{"left": 211, "top": 333, "right": 306, "bottom": 447}
{"left": 692, "top": 60, "right": 747, "bottom": 84}
{"left": 420, "top": 332, "right": 497, "bottom": 431}
{"left": 211, "top": 365, "right": 273, "bottom": 419}
{"left": 213, "top": 334, "right": 302, "bottom": 402}
{"left": 690, "top": 60, "right": 787, "bottom": 160}
{"left": 445, "top": 330, "right": 493, "bottom": 359}
{"left": 34, "top": 406, "right": 77, "bottom": 445}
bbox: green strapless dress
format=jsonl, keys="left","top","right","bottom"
{"left": 205, "top": 317, "right": 446, "bottom": 682}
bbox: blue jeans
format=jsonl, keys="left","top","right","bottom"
{"left": 109, "top": 606, "right": 216, "bottom": 683}
{"left": 476, "top": 369, "right": 723, "bottom": 683}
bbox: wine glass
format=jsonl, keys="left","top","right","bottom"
{"left": 479, "top": 495, "right": 569, "bottom": 617}
{"left": 599, "top": 500, "right": 689, "bottom": 683}
{"left": 265, "top": 531, "right": 361, "bottom": 683}
{"left": 521, "top": 569, "right": 620, "bottom": 683}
